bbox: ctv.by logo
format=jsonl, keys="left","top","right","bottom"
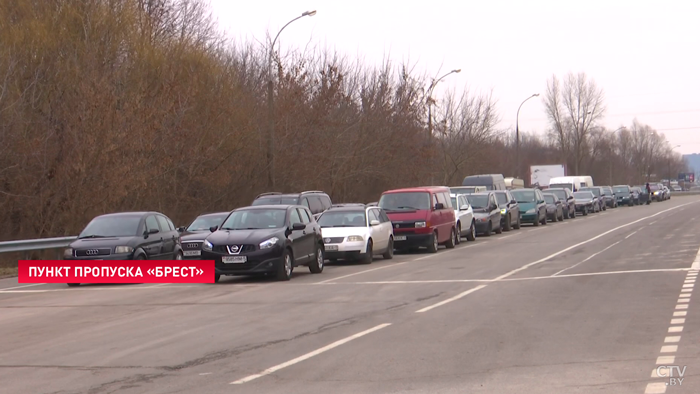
{"left": 656, "top": 365, "right": 686, "bottom": 386}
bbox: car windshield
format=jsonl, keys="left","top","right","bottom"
{"left": 220, "top": 209, "right": 286, "bottom": 230}
{"left": 78, "top": 216, "right": 141, "bottom": 238}
{"left": 450, "top": 187, "right": 476, "bottom": 194}
{"left": 494, "top": 193, "right": 508, "bottom": 204}
{"left": 581, "top": 188, "right": 601, "bottom": 197}
{"left": 613, "top": 187, "right": 629, "bottom": 195}
{"left": 549, "top": 183, "right": 572, "bottom": 190}
{"left": 186, "top": 214, "right": 228, "bottom": 231}
{"left": 574, "top": 192, "right": 592, "bottom": 200}
{"left": 379, "top": 192, "right": 431, "bottom": 211}
{"left": 466, "top": 195, "right": 489, "bottom": 209}
{"left": 650, "top": 184, "right": 660, "bottom": 191}
{"left": 511, "top": 190, "right": 536, "bottom": 203}
{"left": 550, "top": 190, "right": 567, "bottom": 200}
{"left": 318, "top": 210, "right": 366, "bottom": 227}
{"left": 544, "top": 195, "right": 556, "bottom": 204}
{"left": 252, "top": 197, "right": 299, "bottom": 205}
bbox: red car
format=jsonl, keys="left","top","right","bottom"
{"left": 378, "top": 186, "right": 457, "bottom": 253}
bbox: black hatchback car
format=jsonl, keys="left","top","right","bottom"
{"left": 467, "top": 192, "right": 503, "bottom": 236}
{"left": 612, "top": 185, "right": 633, "bottom": 206}
{"left": 201, "top": 205, "right": 325, "bottom": 282}
{"left": 177, "top": 212, "right": 230, "bottom": 259}
{"left": 546, "top": 188, "right": 576, "bottom": 219}
{"left": 579, "top": 187, "right": 606, "bottom": 211}
{"left": 63, "top": 212, "right": 184, "bottom": 286}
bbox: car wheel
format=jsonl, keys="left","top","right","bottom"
{"left": 484, "top": 222, "right": 492, "bottom": 236}
{"left": 214, "top": 274, "right": 220, "bottom": 283}
{"left": 360, "top": 240, "right": 373, "bottom": 264}
{"left": 504, "top": 214, "right": 512, "bottom": 231}
{"left": 533, "top": 214, "right": 540, "bottom": 226}
{"left": 559, "top": 211, "right": 564, "bottom": 221}
{"left": 67, "top": 283, "right": 80, "bottom": 287}
{"left": 495, "top": 222, "right": 503, "bottom": 234}
{"left": 309, "top": 244, "right": 325, "bottom": 272}
{"left": 583, "top": 207, "right": 588, "bottom": 216}
{"left": 445, "top": 227, "right": 456, "bottom": 249}
{"left": 455, "top": 221, "right": 461, "bottom": 245}
{"left": 513, "top": 215, "right": 521, "bottom": 229}
{"left": 276, "top": 249, "right": 293, "bottom": 281}
{"left": 563, "top": 209, "right": 569, "bottom": 219}
{"left": 542, "top": 213, "right": 547, "bottom": 225}
{"left": 467, "top": 221, "right": 476, "bottom": 241}
{"left": 174, "top": 251, "right": 183, "bottom": 260}
{"left": 382, "top": 237, "right": 394, "bottom": 259}
{"left": 427, "top": 232, "right": 439, "bottom": 253}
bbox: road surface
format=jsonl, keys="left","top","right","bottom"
{"left": 1, "top": 197, "right": 699, "bottom": 394}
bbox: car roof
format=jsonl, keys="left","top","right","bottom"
{"left": 383, "top": 186, "right": 449, "bottom": 193}
{"left": 469, "top": 192, "right": 492, "bottom": 196}
{"left": 325, "top": 206, "right": 369, "bottom": 213}
{"left": 236, "top": 205, "right": 295, "bottom": 210}
{"left": 196, "top": 211, "right": 230, "bottom": 217}
{"left": 96, "top": 211, "right": 158, "bottom": 218}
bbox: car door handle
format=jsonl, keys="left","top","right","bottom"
{"left": 302, "top": 231, "right": 307, "bottom": 235}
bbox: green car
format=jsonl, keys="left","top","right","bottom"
{"left": 511, "top": 188, "right": 548, "bottom": 226}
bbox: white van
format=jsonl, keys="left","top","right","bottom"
{"left": 504, "top": 177, "right": 524, "bottom": 190}
{"left": 577, "top": 176, "right": 594, "bottom": 188}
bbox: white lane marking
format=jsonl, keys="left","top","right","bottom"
{"left": 415, "top": 285, "right": 488, "bottom": 313}
{"left": 682, "top": 284, "right": 694, "bottom": 288}
{"left": 552, "top": 241, "right": 622, "bottom": 277}
{"left": 681, "top": 288, "right": 692, "bottom": 293}
{"left": 649, "top": 220, "right": 658, "bottom": 226}
{"left": 677, "top": 298, "right": 690, "bottom": 303}
{"left": 660, "top": 345, "right": 678, "bottom": 353}
{"left": 199, "top": 372, "right": 212, "bottom": 376}
{"left": 496, "top": 233, "right": 522, "bottom": 240}
{"left": 692, "top": 243, "right": 700, "bottom": 270}
{"left": 657, "top": 355, "right": 675, "bottom": 364}
{"left": 644, "top": 382, "right": 667, "bottom": 393}
{"left": 673, "top": 311, "right": 687, "bottom": 317}
{"left": 625, "top": 230, "right": 639, "bottom": 239}
{"left": 315, "top": 262, "right": 410, "bottom": 284}
{"left": 229, "top": 323, "right": 391, "bottom": 384}
{"left": 679, "top": 294, "right": 691, "bottom": 298}
{"left": 490, "top": 202, "right": 697, "bottom": 282}
{"left": 665, "top": 336, "right": 681, "bottom": 343}
{"left": 0, "top": 283, "right": 46, "bottom": 291}
{"left": 676, "top": 304, "right": 689, "bottom": 309}
{"left": 671, "top": 319, "right": 685, "bottom": 324}
{"left": 668, "top": 326, "right": 683, "bottom": 333}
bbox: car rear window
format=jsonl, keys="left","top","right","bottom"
{"left": 252, "top": 197, "right": 299, "bottom": 205}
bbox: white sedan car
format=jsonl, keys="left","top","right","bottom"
{"left": 451, "top": 193, "right": 476, "bottom": 243}
{"left": 317, "top": 204, "right": 394, "bottom": 264}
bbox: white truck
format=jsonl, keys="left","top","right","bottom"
{"left": 548, "top": 176, "right": 594, "bottom": 192}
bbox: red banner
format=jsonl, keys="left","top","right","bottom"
{"left": 17, "top": 260, "right": 215, "bottom": 283}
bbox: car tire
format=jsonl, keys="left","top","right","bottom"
{"left": 276, "top": 249, "right": 293, "bottom": 281}
{"left": 483, "top": 223, "right": 492, "bottom": 236}
{"left": 541, "top": 213, "right": 547, "bottom": 225}
{"left": 214, "top": 274, "right": 220, "bottom": 283}
{"left": 309, "top": 244, "right": 325, "bottom": 273}
{"left": 583, "top": 207, "right": 588, "bottom": 216}
{"left": 513, "top": 215, "right": 521, "bottom": 229}
{"left": 445, "top": 228, "right": 456, "bottom": 249}
{"left": 67, "top": 283, "right": 80, "bottom": 287}
{"left": 455, "top": 221, "right": 461, "bottom": 245}
{"left": 427, "top": 232, "right": 439, "bottom": 253}
{"left": 504, "top": 215, "right": 512, "bottom": 231}
{"left": 570, "top": 208, "right": 576, "bottom": 218}
{"left": 360, "top": 240, "right": 373, "bottom": 264}
{"left": 558, "top": 211, "right": 564, "bottom": 221}
{"left": 467, "top": 221, "right": 476, "bottom": 241}
{"left": 563, "top": 209, "right": 569, "bottom": 219}
{"left": 533, "top": 215, "right": 540, "bottom": 226}
{"left": 495, "top": 223, "right": 503, "bottom": 234}
{"left": 382, "top": 237, "right": 394, "bottom": 259}
{"left": 174, "top": 251, "right": 183, "bottom": 260}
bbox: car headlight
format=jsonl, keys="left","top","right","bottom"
{"left": 203, "top": 240, "right": 213, "bottom": 251}
{"left": 500, "top": 208, "right": 506, "bottom": 215}
{"left": 63, "top": 248, "right": 73, "bottom": 258}
{"left": 414, "top": 221, "right": 426, "bottom": 228}
{"left": 526, "top": 209, "right": 535, "bottom": 214}
{"left": 115, "top": 246, "right": 133, "bottom": 254}
{"left": 259, "top": 237, "right": 279, "bottom": 249}
{"left": 347, "top": 235, "right": 364, "bottom": 242}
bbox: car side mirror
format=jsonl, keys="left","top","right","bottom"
{"left": 460, "top": 205, "right": 469, "bottom": 211}
{"left": 144, "top": 228, "right": 159, "bottom": 238}
{"left": 510, "top": 199, "right": 517, "bottom": 204}
{"left": 369, "top": 219, "right": 380, "bottom": 226}
{"left": 434, "top": 203, "right": 444, "bottom": 210}
{"left": 292, "top": 223, "right": 306, "bottom": 231}
{"left": 209, "top": 226, "right": 218, "bottom": 232}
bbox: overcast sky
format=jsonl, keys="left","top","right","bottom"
{"left": 207, "top": 0, "right": 700, "bottom": 154}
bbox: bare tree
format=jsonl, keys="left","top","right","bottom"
{"left": 544, "top": 72, "right": 606, "bottom": 174}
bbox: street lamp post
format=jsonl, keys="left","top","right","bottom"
{"left": 515, "top": 93, "right": 539, "bottom": 180}
{"left": 266, "top": 10, "right": 316, "bottom": 189}
{"left": 426, "top": 69, "right": 461, "bottom": 138}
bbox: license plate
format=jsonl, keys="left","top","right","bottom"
{"left": 184, "top": 250, "right": 201, "bottom": 257}
{"left": 326, "top": 245, "right": 338, "bottom": 251}
{"left": 394, "top": 235, "right": 407, "bottom": 241}
{"left": 222, "top": 256, "right": 247, "bottom": 263}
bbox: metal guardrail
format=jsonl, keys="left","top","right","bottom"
{"left": 0, "top": 236, "right": 77, "bottom": 255}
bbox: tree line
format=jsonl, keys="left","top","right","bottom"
{"left": 0, "top": 0, "right": 688, "bottom": 246}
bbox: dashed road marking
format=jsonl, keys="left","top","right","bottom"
{"left": 230, "top": 323, "right": 391, "bottom": 384}
{"left": 668, "top": 326, "right": 683, "bottom": 333}
{"left": 415, "top": 285, "right": 488, "bottom": 313}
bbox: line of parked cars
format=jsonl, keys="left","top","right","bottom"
{"left": 59, "top": 176, "right": 674, "bottom": 286}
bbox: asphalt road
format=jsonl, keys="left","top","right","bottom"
{"left": 1, "top": 197, "right": 700, "bottom": 394}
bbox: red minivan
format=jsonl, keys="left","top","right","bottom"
{"left": 378, "top": 186, "right": 457, "bottom": 253}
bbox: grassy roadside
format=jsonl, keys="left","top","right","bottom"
{"left": 0, "top": 267, "right": 18, "bottom": 279}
